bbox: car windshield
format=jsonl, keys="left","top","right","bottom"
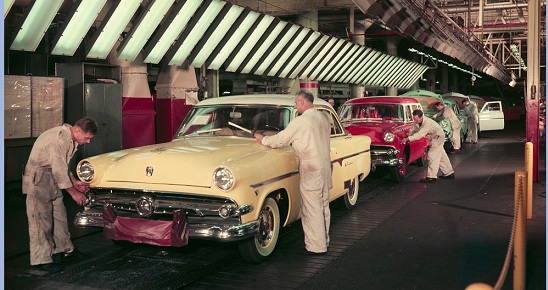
{"left": 175, "top": 105, "right": 291, "bottom": 138}
{"left": 339, "top": 104, "right": 403, "bottom": 122}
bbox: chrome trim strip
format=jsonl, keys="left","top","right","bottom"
{"left": 332, "top": 148, "right": 370, "bottom": 165}
{"left": 250, "top": 171, "right": 299, "bottom": 189}
{"left": 74, "top": 209, "right": 259, "bottom": 242}
{"left": 249, "top": 148, "right": 370, "bottom": 188}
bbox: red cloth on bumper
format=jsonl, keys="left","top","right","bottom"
{"left": 103, "top": 204, "right": 189, "bottom": 247}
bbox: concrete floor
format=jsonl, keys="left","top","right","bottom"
{"left": 4, "top": 120, "right": 546, "bottom": 290}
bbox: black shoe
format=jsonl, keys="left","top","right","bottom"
{"left": 32, "top": 263, "right": 63, "bottom": 273}
{"left": 439, "top": 173, "right": 455, "bottom": 179}
{"left": 298, "top": 248, "right": 326, "bottom": 256}
{"left": 54, "top": 249, "right": 86, "bottom": 262}
{"left": 420, "top": 177, "right": 437, "bottom": 183}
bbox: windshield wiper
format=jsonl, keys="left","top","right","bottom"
{"left": 195, "top": 128, "right": 222, "bottom": 134}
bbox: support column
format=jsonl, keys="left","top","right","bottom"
{"left": 409, "top": 53, "right": 421, "bottom": 91}
{"left": 439, "top": 65, "right": 449, "bottom": 93}
{"left": 108, "top": 45, "right": 155, "bottom": 148}
{"left": 155, "top": 62, "right": 199, "bottom": 143}
{"left": 351, "top": 14, "right": 369, "bottom": 98}
{"left": 426, "top": 69, "right": 437, "bottom": 92}
{"left": 297, "top": 11, "right": 319, "bottom": 98}
{"left": 526, "top": 0, "right": 541, "bottom": 181}
{"left": 385, "top": 37, "right": 399, "bottom": 95}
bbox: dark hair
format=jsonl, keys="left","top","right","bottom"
{"left": 75, "top": 117, "right": 98, "bottom": 135}
{"left": 412, "top": 109, "right": 423, "bottom": 117}
{"left": 462, "top": 99, "right": 469, "bottom": 104}
{"left": 435, "top": 101, "right": 443, "bottom": 107}
{"left": 296, "top": 90, "right": 314, "bottom": 103}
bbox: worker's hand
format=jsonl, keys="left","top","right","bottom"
{"left": 67, "top": 187, "right": 87, "bottom": 206}
{"left": 401, "top": 138, "right": 408, "bottom": 144}
{"left": 254, "top": 133, "right": 264, "bottom": 143}
{"left": 73, "top": 180, "right": 90, "bottom": 193}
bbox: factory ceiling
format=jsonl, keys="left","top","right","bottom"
{"left": 4, "top": 0, "right": 545, "bottom": 86}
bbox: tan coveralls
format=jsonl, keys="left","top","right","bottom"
{"left": 433, "top": 106, "right": 461, "bottom": 150}
{"left": 408, "top": 116, "right": 454, "bottom": 179}
{"left": 262, "top": 108, "right": 332, "bottom": 253}
{"left": 22, "top": 124, "right": 78, "bottom": 265}
{"left": 463, "top": 102, "right": 479, "bottom": 143}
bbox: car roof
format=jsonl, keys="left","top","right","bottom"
{"left": 441, "top": 92, "right": 468, "bottom": 99}
{"left": 443, "top": 99, "right": 459, "bottom": 105}
{"left": 401, "top": 90, "right": 442, "bottom": 98}
{"left": 343, "top": 96, "right": 421, "bottom": 105}
{"left": 195, "top": 94, "right": 331, "bottom": 108}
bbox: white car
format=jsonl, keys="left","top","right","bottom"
{"left": 441, "top": 92, "right": 505, "bottom": 132}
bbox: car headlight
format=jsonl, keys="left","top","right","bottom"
{"left": 439, "top": 120, "right": 449, "bottom": 128}
{"left": 383, "top": 132, "right": 395, "bottom": 143}
{"left": 77, "top": 161, "right": 94, "bottom": 182}
{"left": 213, "top": 167, "right": 235, "bottom": 190}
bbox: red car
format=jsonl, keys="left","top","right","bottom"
{"left": 338, "top": 96, "right": 429, "bottom": 182}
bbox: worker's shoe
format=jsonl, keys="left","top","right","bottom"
{"left": 419, "top": 177, "right": 437, "bottom": 183}
{"left": 438, "top": 173, "right": 455, "bottom": 179}
{"left": 298, "top": 248, "right": 326, "bottom": 256}
{"left": 450, "top": 149, "right": 461, "bottom": 154}
{"left": 53, "top": 249, "right": 86, "bottom": 263}
{"left": 32, "top": 263, "right": 63, "bottom": 273}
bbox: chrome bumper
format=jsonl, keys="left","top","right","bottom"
{"left": 74, "top": 188, "right": 258, "bottom": 242}
{"left": 370, "top": 146, "right": 402, "bottom": 167}
{"left": 74, "top": 207, "right": 259, "bottom": 242}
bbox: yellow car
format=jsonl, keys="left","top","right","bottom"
{"left": 74, "top": 94, "right": 371, "bottom": 263}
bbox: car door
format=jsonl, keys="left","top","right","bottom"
{"left": 320, "top": 107, "right": 370, "bottom": 201}
{"left": 479, "top": 101, "right": 505, "bottom": 131}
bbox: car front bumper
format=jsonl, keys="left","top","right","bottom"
{"left": 74, "top": 188, "right": 257, "bottom": 242}
{"left": 370, "top": 145, "right": 402, "bottom": 167}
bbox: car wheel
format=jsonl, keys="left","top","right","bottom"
{"left": 389, "top": 153, "right": 407, "bottom": 183}
{"left": 238, "top": 197, "right": 280, "bottom": 263}
{"left": 340, "top": 176, "right": 360, "bottom": 209}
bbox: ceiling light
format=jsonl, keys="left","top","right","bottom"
{"left": 51, "top": 0, "right": 107, "bottom": 56}
{"left": 191, "top": 5, "right": 244, "bottom": 67}
{"left": 4, "top": 0, "right": 15, "bottom": 18}
{"left": 87, "top": 0, "right": 143, "bottom": 59}
{"left": 168, "top": 0, "right": 225, "bottom": 65}
{"left": 143, "top": 0, "right": 201, "bottom": 64}
{"left": 207, "top": 10, "right": 260, "bottom": 70}
{"left": 10, "top": 0, "right": 64, "bottom": 51}
{"left": 118, "top": 0, "right": 176, "bottom": 61}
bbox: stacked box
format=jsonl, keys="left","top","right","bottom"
{"left": 4, "top": 76, "right": 31, "bottom": 138}
{"left": 31, "top": 77, "right": 64, "bottom": 136}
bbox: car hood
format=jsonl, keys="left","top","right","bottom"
{"left": 344, "top": 120, "right": 401, "bottom": 144}
{"left": 86, "top": 137, "right": 274, "bottom": 188}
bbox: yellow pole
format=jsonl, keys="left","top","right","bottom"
{"left": 525, "top": 142, "right": 533, "bottom": 219}
{"left": 514, "top": 170, "right": 527, "bottom": 290}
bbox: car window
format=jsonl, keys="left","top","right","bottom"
{"left": 176, "top": 106, "right": 291, "bottom": 137}
{"left": 319, "top": 108, "right": 345, "bottom": 136}
{"left": 484, "top": 102, "right": 501, "bottom": 112}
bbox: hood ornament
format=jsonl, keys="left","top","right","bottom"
{"left": 146, "top": 166, "right": 154, "bottom": 177}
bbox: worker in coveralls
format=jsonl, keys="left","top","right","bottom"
{"left": 433, "top": 101, "right": 462, "bottom": 154}
{"left": 22, "top": 116, "right": 98, "bottom": 272}
{"left": 254, "top": 90, "right": 332, "bottom": 255}
{"left": 462, "top": 99, "right": 479, "bottom": 144}
{"left": 402, "top": 110, "right": 455, "bottom": 183}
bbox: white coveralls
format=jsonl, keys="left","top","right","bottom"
{"left": 408, "top": 116, "right": 454, "bottom": 179}
{"left": 22, "top": 124, "right": 78, "bottom": 265}
{"left": 463, "top": 102, "right": 479, "bottom": 143}
{"left": 433, "top": 106, "right": 461, "bottom": 150}
{"left": 261, "top": 108, "right": 332, "bottom": 253}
